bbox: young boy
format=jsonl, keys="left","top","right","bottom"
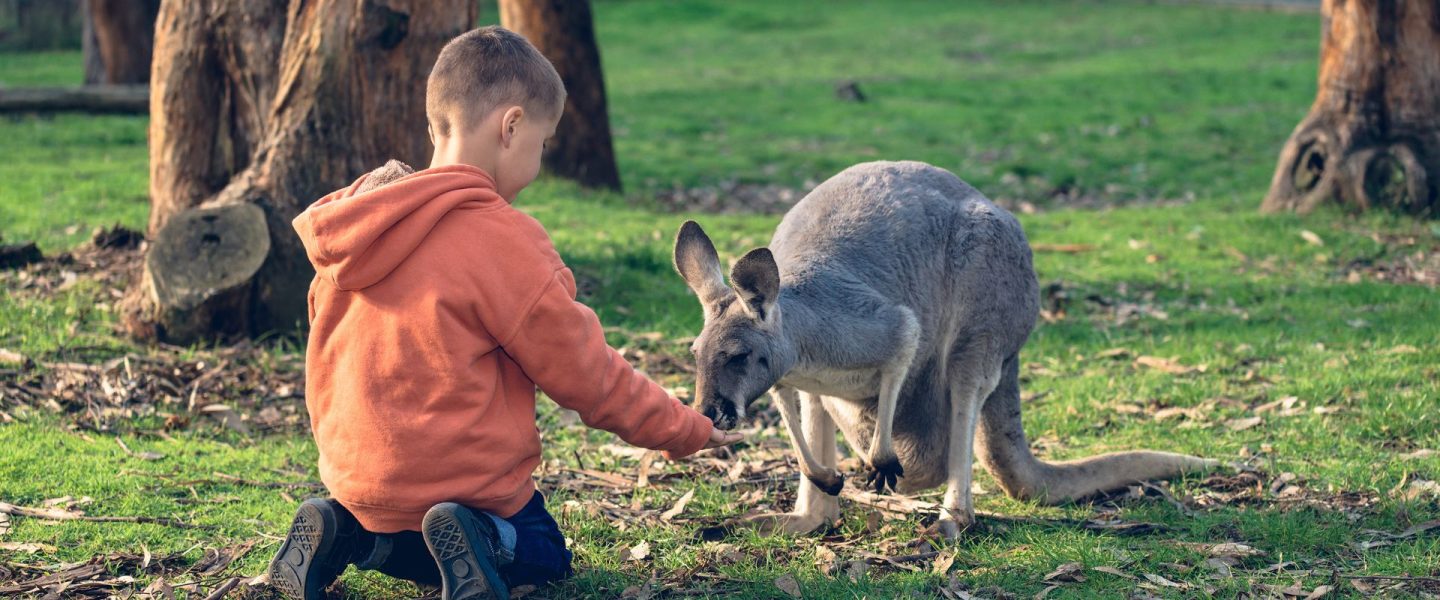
{"left": 268, "top": 26, "right": 739, "bottom": 600}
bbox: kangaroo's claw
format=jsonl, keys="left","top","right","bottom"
{"left": 860, "top": 455, "right": 905, "bottom": 494}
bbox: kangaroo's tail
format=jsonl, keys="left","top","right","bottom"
{"left": 974, "top": 355, "right": 1218, "bottom": 504}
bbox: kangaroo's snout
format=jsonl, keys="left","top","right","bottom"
{"left": 700, "top": 399, "right": 739, "bottom": 431}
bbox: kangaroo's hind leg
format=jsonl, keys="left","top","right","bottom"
{"left": 749, "top": 390, "right": 843, "bottom": 535}
{"left": 937, "top": 349, "right": 1003, "bottom": 539}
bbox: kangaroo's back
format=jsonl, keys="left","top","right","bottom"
{"left": 771, "top": 160, "right": 1038, "bottom": 355}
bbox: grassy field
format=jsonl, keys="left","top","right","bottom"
{"left": 2, "top": 1, "right": 1438, "bottom": 598}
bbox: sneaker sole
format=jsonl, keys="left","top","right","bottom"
{"left": 268, "top": 499, "right": 342, "bottom": 599}
{"left": 423, "top": 503, "right": 507, "bottom": 600}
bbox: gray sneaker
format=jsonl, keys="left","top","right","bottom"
{"left": 268, "top": 498, "right": 355, "bottom": 599}
{"left": 423, "top": 503, "right": 509, "bottom": 600}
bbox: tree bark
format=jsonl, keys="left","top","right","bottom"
{"left": 121, "top": 0, "right": 475, "bottom": 344}
{"left": 81, "top": 0, "right": 159, "bottom": 85}
{"left": 500, "top": 0, "right": 622, "bottom": 191}
{"left": 1262, "top": 0, "right": 1440, "bottom": 217}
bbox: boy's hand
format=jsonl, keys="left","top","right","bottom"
{"left": 703, "top": 425, "right": 744, "bottom": 449}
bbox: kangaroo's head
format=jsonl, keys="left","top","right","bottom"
{"left": 673, "top": 220, "right": 791, "bottom": 431}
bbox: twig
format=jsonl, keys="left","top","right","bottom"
{"left": 202, "top": 576, "right": 241, "bottom": 600}
{"left": 0, "top": 501, "right": 211, "bottom": 530}
{"left": 212, "top": 472, "right": 323, "bottom": 490}
{"left": 1139, "top": 481, "right": 1199, "bottom": 517}
{"left": 1338, "top": 574, "right": 1440, "bottom": 584}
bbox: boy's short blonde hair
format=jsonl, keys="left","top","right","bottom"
{"left": 426, "top": 26, "right": 566, "bottom": 138}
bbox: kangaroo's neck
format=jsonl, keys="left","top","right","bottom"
{"left": 775, "top": 277, "right": 860, "bottom": 367}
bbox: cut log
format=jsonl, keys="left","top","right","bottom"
{"left": 1262, "top": 0, "right": 1440, "bottom": 217}
{"left": 136, "top": 204, "right": 269, "bottom": 342}
{"left": 0, "top": 85, "right": 148, "bottom": 114}
{"left": 500, "top": 0, "right": 622, "bottom": 191}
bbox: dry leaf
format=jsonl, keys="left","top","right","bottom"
{"left": 0, "top": 348, "right": 24, "bottom": 365}
{"left": 1143, "top": 573, "right": 1186, "bottom": 588}
{"left": 0, "top": 541, "right": 56, "bottom": 553}
{"left": 774, "top": 573, "right": 802, "bottom": 598}
{"left": 1091, "top": 565, "right": 1135, "bottom": 579}
{"left": 660, "top": 489, "right": 694, "bottom": 521}
{"left": 1206, "top": 542, "right": 1265, "bottom": 558}
{"left": 624, "top": 541, "right": 650, "bottom": 562}
{"left": 1400, "top": 449, "right": 1436, "bottom": 460}
{"left": 0, "top": 513, "right": 8, "bottom": 537}
{"left": 1042, "top": 562, "right": 1086, "bottom": 583}
{"left": 1300, "top": 230, "right": 1324, "bottom": 246}
{"left": 932, "top": 551, "right": 957, "bottom": 575}
{"left": 1305, "top": 585, "right": 1334, "bottom": 599}
{"left": 1225, "top": 417, "right": 1262, "bottom": 431}
{"left": 1134, "top": 356, "right": 1199, "bottom": 375}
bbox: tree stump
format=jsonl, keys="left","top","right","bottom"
{"left": 1262, "top": 0, "right": 1440, "bottom": 217}
{"left": 500, "top": 0, "right": 623, "bottom": 191}
{"left": 121, "top": 0, "right": 475, "bottom": 344}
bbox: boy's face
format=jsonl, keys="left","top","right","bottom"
{"left": 495, "top": 106, "right": 559, "bottom": 201}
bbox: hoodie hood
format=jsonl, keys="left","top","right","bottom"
{"left": 293, "top": 161, "right": 504, "bottom": 291}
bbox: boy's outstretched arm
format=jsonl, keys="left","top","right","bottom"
{"left": 500, "top": 267, "right": 737, "bottom": 459}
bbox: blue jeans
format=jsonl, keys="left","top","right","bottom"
{"left": 361, "top": 491, "right": 573, "bottom": 588}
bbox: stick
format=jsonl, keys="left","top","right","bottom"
{"left": 0, "top": 501, "right": 210, "bottom": 529}
{"left": 202, "top": 576, "right": 241, "bottom": 600}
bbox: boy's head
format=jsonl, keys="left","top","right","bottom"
{"left": 427, "top": 26, "right": 566, "bottom": 199}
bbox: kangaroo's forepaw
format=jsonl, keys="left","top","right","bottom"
{"left": 744, "top": 512, "right": 830, "bottom": 536}
{"left": 805, "top": 468, "right": 845, "bottom": 496}
{"left": 861, "top": 454, "right": 905, "bottom": 494}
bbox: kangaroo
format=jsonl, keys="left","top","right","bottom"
{"left": 673, "top": 161, "right": 1216, "bottom": 538}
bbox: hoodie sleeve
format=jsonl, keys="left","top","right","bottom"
{"left": 499, "top": 267, "right": 713, "bottom": 460}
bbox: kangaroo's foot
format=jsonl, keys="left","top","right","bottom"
{"left": 805, "top": 467, "right": 845, "bottom": 497}
{"left": 935, "top": 507, "right": 976, "bottom": 540}
{"left": 744, "top": 511, "right": 835, "bottom": 536}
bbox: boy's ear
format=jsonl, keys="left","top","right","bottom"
{"left": 500, "top": 106, "right": 524, "bottom": 148}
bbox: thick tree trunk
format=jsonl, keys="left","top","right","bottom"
{"left": 1263, "top": 0, "right": 1440, "bottom": 217}
{"left": 500, "top": 0, "right": 622, "bottom": 191}
{"left": 121, "top": 0, "right": 475, "bottom": 344}
{"left": 81, "top": 0, "right": 159, "bottom": 85}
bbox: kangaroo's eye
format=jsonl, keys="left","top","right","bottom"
{"left": 757, "top": 356, "right": 769, "bottom": 369}
{"left": 726, "top": 352, "right": 750, "bottom": 369}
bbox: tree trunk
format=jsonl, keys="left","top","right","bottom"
{"left": 1262, "top": 0, "right": 1440, "bottom": 217}
{"left": 500, "top": 0, "right": 622, "bottom": 191}
{"left": 81, "top": 0, "right": 159, "bottom": 85}
{"left": 121, "top": 0, "right": 475, "bottom": 344}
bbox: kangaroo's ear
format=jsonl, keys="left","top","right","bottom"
{"left": 674, "top": 220, "right": 730, "bottom": 306}
{"left": 730, "top": 247, "right": 780, "bottom": 321}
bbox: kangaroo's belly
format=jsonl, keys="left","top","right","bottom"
{"left": 780, "top": 366, "right": 881, "bottom": 400}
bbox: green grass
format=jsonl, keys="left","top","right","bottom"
{"left": 2, "top": 1, "right": 1438, "bottom": 598}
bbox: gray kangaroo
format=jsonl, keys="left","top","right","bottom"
{"left": 673, "top": 161, "right": 1215, "bottom": 538}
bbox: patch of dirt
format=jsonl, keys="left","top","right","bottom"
{"left": 652, "top": 181, "right": 814, "bottom": 215}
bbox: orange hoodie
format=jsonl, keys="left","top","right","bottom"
{"left": 292, "top": 161, "right": 712, "bottom": 533}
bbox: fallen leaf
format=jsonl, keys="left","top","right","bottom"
{"left": 1206, "top": 542, "right": 1265, "bottom": 559}
{"left": 1305, "top": 585, "right": 1334, "bottom": 599}
{"left": 660, "top": 489, "right": 694, "bottom": 521}
{"left": 1134, "top": 356, "right": 1200, "bottom": 375}
{"left": 846, "top": 559, "right": 869, "bottom": 582}
{"left": 0, "top": 513, "right": 8, "bottom": 537}
{"left": 1384, "top": 344, "right": 1420, "bottom": 355}
{"left": 1400, "top": 449, "right": 1436, "bottom": 460}
{"left": 932, "top": 551, "right": 957, "bottom": 575}
{"left": 1091, "top": 565, "right": 1135, "bottom": 579}
{"left": 1225, "top": 417, "right": 1263, "bottom": 431}
{"left": 774, "top": 573, "right": 802, "bottom": 598}
{"left": 1300, "top": 230, "right": 1324, "bottom": 246}
{"left": 624, "top": 541, "right": 650, "bottom": 562}
{"left": 1397, "top": 519, "right": 1440, "bottom": 538}
{"left": 0, "top": 541, "right": 56, "bottom": 553}
{"left": 0, "top": 348, "right": 24, "bottom": 365}
{"left": 1143, "top": 573, "right": 1186, "bottom": 588}
{"left": 1042, "top": 562, "right": 1086, "bottom": 583}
